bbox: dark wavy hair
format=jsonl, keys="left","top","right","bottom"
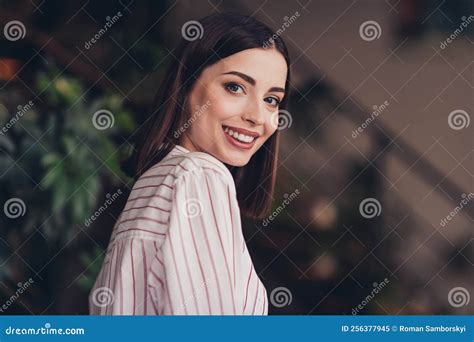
{"left": 136, "top": 12, "right": 291, "bottom": 219}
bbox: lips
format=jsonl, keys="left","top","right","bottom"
{"left": 222, "top": 125, "right": 259, "bottom": 149}
{"left": 223, "top": 126, "right": 257, "bottom": 143}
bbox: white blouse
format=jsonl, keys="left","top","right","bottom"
{"left": 89, "top": 144, "right": 268, "bottom": 315}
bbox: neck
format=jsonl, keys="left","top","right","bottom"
{"left": 179, "top": 133, "right": 199, "bottom": 152}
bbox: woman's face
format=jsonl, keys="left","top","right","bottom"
{"left": 180, "top": 47, "right": 288, "bottom": 166}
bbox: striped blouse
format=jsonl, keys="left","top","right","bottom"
{"left": 89, "top": 144, "right": 268, "bottom": 315}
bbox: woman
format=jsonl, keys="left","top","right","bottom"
{"left": 89, "top": 12, "right": 291, "bottom": 315}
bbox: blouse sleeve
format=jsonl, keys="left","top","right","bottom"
{"left": 151, "top": 167, "right": 243, "bottom": 315}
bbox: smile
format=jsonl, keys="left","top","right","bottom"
{"left": 222, "top": 125, "right": 259, "bottom": 149}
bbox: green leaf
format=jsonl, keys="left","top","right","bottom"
{"left": 41, "top": 161, "right": 63, "bottom": 189}
{"left": 41, "top": 153, "right": 60, "bottom": 168}
{"left": 51, "top": 176, "right": 70, "bottom": 212}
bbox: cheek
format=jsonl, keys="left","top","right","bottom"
{"left": 206, "top": 91, "right": 247, "bottom": 121}
{"left": 253, "top": 123, "right": 277, "bottom": 149}
{"left": 187, "top": 95, "right": 241, "bottom": 139}
{"left": 264, "top": 116, "right": 278, "bottom": 137}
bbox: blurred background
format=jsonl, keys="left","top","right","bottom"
{"left": 0, "top": 0, "right": 472, "bottom": 315}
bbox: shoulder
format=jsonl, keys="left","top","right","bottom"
{"left": 173, "top": 151, "right": 234, "bottom": 186}
{"left": 141, "top": 150, "right": 235, "bottom": 188}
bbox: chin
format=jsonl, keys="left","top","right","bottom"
{"left": 221, "top": 151, "right": 252, "bottom": 167}
{"left": 228, "top": 159, "right": 249, "bottom": 167}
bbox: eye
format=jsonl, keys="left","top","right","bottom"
{"left": 224, "top": 82, "right": 245, "bottom": 94}
{"left": 264, "top": 96, "right": 281, "bottom": 107}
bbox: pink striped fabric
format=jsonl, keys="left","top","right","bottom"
{"left": 89, "top": 145, "right": 268, "bottom": 315}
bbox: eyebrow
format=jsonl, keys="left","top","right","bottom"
{"left": 222, "top": 71, "right": 286, "bottom": 94}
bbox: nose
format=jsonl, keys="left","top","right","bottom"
{"left": 242, "top": 99, "right": 265, "bottom": 126}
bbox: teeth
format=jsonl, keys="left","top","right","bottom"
{"left": 223, "top": 126, "right": 255, "bottom": 143}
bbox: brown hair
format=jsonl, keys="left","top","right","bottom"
{"left": 136, "top": 12, "right": 291, "bottom": 219}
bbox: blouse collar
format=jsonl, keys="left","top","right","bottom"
{"left": 168, "top": 144, "right": 190, "bottom": 156}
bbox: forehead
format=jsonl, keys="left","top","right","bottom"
{"left": 208, "top": 48, "right": 288, "bottom": 88}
